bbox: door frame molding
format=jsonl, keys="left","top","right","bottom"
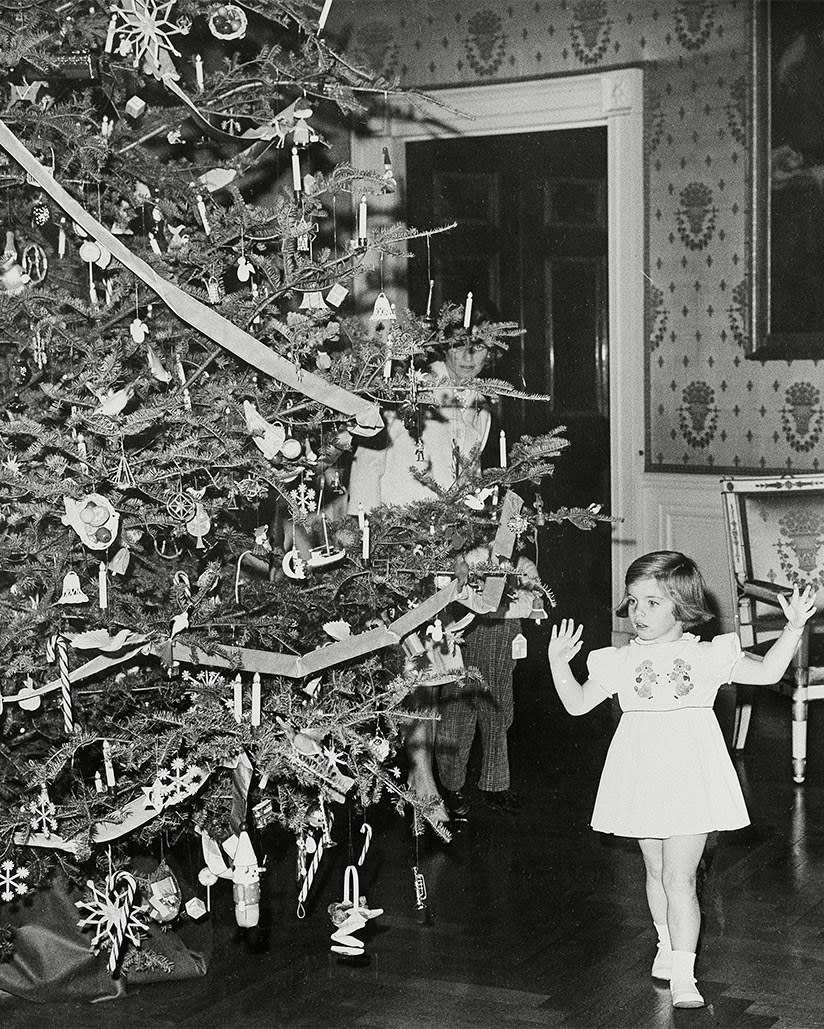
{"left": 351, "top": 70, "right": 645, "bottom": 639}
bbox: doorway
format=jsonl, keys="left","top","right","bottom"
{"left": 350, "top": 70, "right": 645, "bottom": 644}
{"left": 405, "top": 129, "right": 612, "bottom": 631}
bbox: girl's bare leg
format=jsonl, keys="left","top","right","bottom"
{"left": 661, "top": 833, "right": 707, "bottom": 951}
{"left": 638, "top": 837, "right": 667, "bottom": 925}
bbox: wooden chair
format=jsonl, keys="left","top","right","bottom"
{"left": 720, "top": 474, "right": 824, "bottom": 784}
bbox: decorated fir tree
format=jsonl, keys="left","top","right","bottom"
{"left": 0, "top": 0, "right": 609, "bottom": 977}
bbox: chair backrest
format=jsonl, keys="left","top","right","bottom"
{"left": 720, "top": 474, "right": 824, "bottom": 646}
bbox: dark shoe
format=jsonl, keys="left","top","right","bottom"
{"left": 479, "top": 789, "right": 522, "bottom": 813}
{"left": 442, "top": 788, "right": 470, "bottom": 819}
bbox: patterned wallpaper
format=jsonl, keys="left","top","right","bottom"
{"left": 332, "top": 0, "right": 823, "bottom": 474}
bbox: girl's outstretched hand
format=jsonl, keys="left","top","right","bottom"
{"left": 778, "top": 584, "right": 817, "bottom": 630}
{"left": 548, "top": 618, "right": 584, "bottom": 664}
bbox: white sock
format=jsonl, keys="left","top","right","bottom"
{"left": 671, "top": 950, "right": 697, "bottom": 982}
{"left": 654, "top": 922, "right": 672, "bottom": 951}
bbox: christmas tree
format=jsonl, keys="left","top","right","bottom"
{"left": 0, "top": 0, "right": 609, "bottom": 974}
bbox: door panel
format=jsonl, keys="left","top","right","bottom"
{"left": 405, "top": 129, "right": 612, "bottom": 631}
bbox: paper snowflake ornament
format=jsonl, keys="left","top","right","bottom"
{"left": 111, "top": 0, "right": 185, "bottom": 80}
{"left": 26, "top": 785, "right": 57, "bottom": 838}
{"left": 0, "top": 859, "right": 30, "bottom": 902}
{"left": 76, "top": 870, "right": 148, "bottom": 970}
{"left": 144, "top": 757, "right": 206, "bottom": 810}
{"left": 289, "top": 481, "right": 316, "bottom": 515}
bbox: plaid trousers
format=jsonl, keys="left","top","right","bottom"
{"left": 435, "top": 618, "right": 520, "bottom": 793}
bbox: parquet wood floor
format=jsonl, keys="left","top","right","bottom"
{"left": 5, "top": 657, "right": 824, "bottom": 1028}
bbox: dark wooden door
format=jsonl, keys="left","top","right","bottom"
{"left": 405, "top": 129, "right": 612, "bottom": 627}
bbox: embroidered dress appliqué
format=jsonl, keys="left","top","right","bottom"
{"left": 633, "top": 659, "right": 656, "bottom": 699}
{"left": 633, "top": 656, "right": 695, "bottom": 701}
{"left": 668, "top": 658, "right": 694, "bottom": 698}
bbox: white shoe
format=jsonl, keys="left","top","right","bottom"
{"left": 651, "top": 945, "right": 672, "bottom": 980}
{"left": 671, "top": 979, "right": 705, "bottom": 1009}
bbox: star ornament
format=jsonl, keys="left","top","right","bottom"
{"left": 112, "top": 0, "right": 185, "bottom": 80}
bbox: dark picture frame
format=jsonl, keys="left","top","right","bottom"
{"left": 751, "top": 0, "right": 824, "bottom": 360}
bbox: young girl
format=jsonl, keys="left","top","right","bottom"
{"left": 547, "top": 551, "right": 816, "bottom": 1010}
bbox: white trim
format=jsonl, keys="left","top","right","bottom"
{"left": 351, "top": 71, "right": 645, "bottom": 641}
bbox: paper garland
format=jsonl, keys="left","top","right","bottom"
{"left": 0, "top": 118, "right": 382, "bottom": 433}
{"left": 2, "top": 572, "right": 510, "bottom": 718}
{"left": 8, "top": 574, "right": 507, "bottom": 852}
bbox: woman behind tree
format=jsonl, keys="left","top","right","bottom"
{"left": 348, "top": 335, "right": 495, "bottom": 825}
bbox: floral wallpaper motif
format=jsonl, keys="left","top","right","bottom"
{"left": 680, "top": 381, "right": 718, "bottom": 449}
{"left": 569, "top": 0, "right": 612, "bottom": 65}
{"left": 676, "top": 183, "right": 718, "bottom": 251}
{"left": 673, "top": 0, "right": 717, "bottom": 51}
{"left": 781, "top": 383, "right": 824, "bottom": 454}
{"left": 336, "top": 0, "right": 822, "bottom": 473}
{"left": 464, "top": 9, "right": 508, "bottom": 76}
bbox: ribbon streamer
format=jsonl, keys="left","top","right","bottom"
{"left": 0, "top": 118, "right": 381, "bottom": 432}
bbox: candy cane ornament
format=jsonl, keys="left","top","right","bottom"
{"left": 296, "top": 832, "right": 324, "bottom": 918}
{"left": 108, "top": 871, "right": 138, "bottom": 973}
{"left": 357, "top": 822, "right": 372, "bottom": 867}
{"left": 55, "top": 635, "right": 73, "bottom": 733}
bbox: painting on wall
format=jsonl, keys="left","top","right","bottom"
{"left": 752, "top": 0, "right": 824, "bottom": 359}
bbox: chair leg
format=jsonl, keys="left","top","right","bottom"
{"left": 732, "top": 690, "right": 752, "bottom": 750}
{"left": 792, "top": 688, "right": 808, "bottom": 785}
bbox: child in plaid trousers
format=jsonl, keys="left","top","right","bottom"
{"left": 436, "top": 547, "right": 539, "bottom": 817}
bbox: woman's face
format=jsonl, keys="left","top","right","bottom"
{"left": 444, "top": 343, "right": 490, "bottom": 382}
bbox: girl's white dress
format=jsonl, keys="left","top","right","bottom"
{"left": 587, "top": 633, "right": 749, "bottom": 838}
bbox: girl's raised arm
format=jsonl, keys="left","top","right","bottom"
{"left": 548, "top": 619, "right": 609, "bottom": 716}
{"left": 732, "top": 585, "right": 817, "bottom": 686}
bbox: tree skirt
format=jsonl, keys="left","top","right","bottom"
{"left": 0, "top": 873, "right": 210, "bottom": 1003}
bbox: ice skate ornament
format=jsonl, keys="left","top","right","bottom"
{"left": 328, "top": 864, "right": 382, "bottom": 956}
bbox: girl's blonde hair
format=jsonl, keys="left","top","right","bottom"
{"left": 615, "top": 550, "right": 714, "bottom": 629}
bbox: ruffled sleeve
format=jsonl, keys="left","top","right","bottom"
{"left": 587, "top": 646, "right": 618, "bottom": 697}
{"left": 707, "top": 632, "right": 743, "bottom": 686}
